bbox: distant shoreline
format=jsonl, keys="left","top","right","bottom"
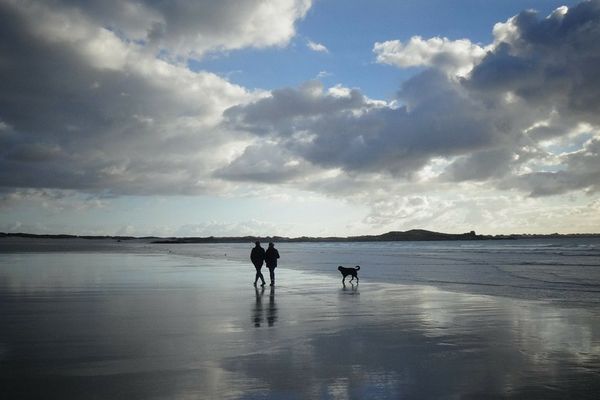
{"left": 2, "top": 229, "right": 599, "bottom": 244}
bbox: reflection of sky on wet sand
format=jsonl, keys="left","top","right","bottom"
{"left": 0, "top": 253, "right": 599, "bottom": 399}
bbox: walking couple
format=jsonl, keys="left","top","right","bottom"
{"left": 251, "top": 241, "right": 280, "bottom": 286}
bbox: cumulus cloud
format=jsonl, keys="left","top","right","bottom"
{"left": 374, "top": 36, "right": 488, "bottom": 76}
{"left": 226, "top": 70, "right": 520, "bottom": 177}
{"left": 0, "top": 188, "right": 108, "bottom": 212}
{"left": 18, "top": 0, "right": 312, "bottom": 59}
{"left": 214, "top": 143, "right": 318, "bottom": 183}
{"left": 175, "top": 219, "right": 293, "bottom": 237}
{"left": 225, "top": 81, "right": 374, "bottom": 136}
{"left": 225, "top": 1, "right": 600, "bottom": 203}
{"left": 441, "top": 149, "right": 516, "bottom": 182}
{"left": 0, "top": 1, "right": 272, "bottom": 196}
{"left": 2, "top": 0, "right": 600, "bottom": 235}
{"left": 470, "top": 2, "right": 600, "bottom": 123}
{"left": 307, "top": 40, "right": 329, "bottom": 53}
{"left": 500, "top": 138, "right": 600, "bottom": 196}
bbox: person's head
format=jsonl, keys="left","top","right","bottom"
{"left": 268, "top": 242, "right": 274, "bottom": 248}
{"left": 255, "top": 241, "right": 260, "bottom": 246}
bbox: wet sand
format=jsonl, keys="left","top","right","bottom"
{"left": 1, "top": 251, "right": 599, "bottom": 399}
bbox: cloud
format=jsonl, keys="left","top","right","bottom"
{"left": 0, "top": 1, "right": 264, "bottom": 196}
{"left": 21, "top": 0, "right": 312, "bottom": 59}
{"left": 2, "top": 0, "right": 600, "bottom": 236}
{"left": 175, "top": 220, "right": 293, "bottom": 237}
{"left": 226, "top": 71, "right": 519, "bottom": 177}
{"left": 499, "top": 138, "right": 600, "bottom": 196}
{"left": 225, "top": 81, "right": 373, "bottom": 136}
{"left": 374, "top": 36, "right": 488, "bottom": 76}
{"left": 316, "top": 71, "right": 332, "bottom": 79}
{"left": 469, "top": 1, "right": 600, "bottom": 123}
{"left": 441, "top": 148, "right": 516, "bottom": 182}
{"left": 225, "top": 1, "right": 600, "bottom": 201}
{"left": 0, "top": 188, "right": 108, "bottom": 212}
{"left": 307, "top": 40, "right": 329, "bottom": 53}
{"left": 214, "top": 143, "right": 318, "bottom": 183}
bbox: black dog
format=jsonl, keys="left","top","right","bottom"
{"left": 338, "top": 265, "right": 360, "bottom": 284}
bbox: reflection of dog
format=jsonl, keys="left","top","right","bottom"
{"left": 338, "top": 265, "right": 360, "bottom": 284}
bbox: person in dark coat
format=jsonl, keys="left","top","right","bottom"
{"left": 251, "top": 241, "right": 266, "bottom": 286}
{"left": 264, "top": 242, "right": 280, "bottom": 286}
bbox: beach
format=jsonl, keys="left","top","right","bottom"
{"left": 1, "top": 239, "right": 599, "bottom": 399}
{"left": 4, "top": 0, "right": 600, "bottom": 398}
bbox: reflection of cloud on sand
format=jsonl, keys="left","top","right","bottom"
{"left": 506, "top": 303, "right": 599, "bottom": 365}
{"left": 2, "top": 254, "right": 599, "bottom": 398}
{"left": 224, "top": 279, "right": 600, "bottom": 398}
{"left": 408, "top": 284, "right": 600, "bottom": 363}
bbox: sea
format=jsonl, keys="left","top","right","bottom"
{"left": 159, "top": 237, "right": 600, "bottom": 307}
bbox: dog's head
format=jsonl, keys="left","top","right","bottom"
{"left": 338, "top": 266, "right": 343, "bottom": 271}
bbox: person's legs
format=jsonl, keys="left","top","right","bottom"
{"left": 268, "top": 267, "right": 275, "bottom": 286}
{"left": 254, "top": 267, "right": 266, "bottom": 285}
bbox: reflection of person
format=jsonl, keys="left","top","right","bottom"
{"left": 252, "top": 285, "right": 276, "bottom": 328}
{"left": 251, "top": 241, "right": 266, "bottom": 286}
{"left": 265, "top": 242, "right": 280, "bottom": 286}
{"left": 267, "top": 286, "right": 277, "bottom": 327}
{"left": 253, "top": 286, "right": 265, "bottom": 327}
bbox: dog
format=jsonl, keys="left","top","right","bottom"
{"left": 338, "top": 265, "right": 360, "bottom": 284}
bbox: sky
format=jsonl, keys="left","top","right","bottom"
{"left": 1, "top": 0, "right": 600, "bottom": 237}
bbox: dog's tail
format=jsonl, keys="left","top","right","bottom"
{"left": 355, "top": 265, "right": 360, "bottom": 270}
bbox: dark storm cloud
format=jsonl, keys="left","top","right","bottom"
{"left": 223, "top": 1, "right": 600, "bottom": 197}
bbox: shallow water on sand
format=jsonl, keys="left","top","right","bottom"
{"left": 1, "top": 252, "right": 599, "bottom": 399}
{"left": 155, "top": 238, "right": 600, "bottom": 307}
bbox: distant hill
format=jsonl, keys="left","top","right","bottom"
{"left": 2, "top": 230, "right": 599, "bottom": 244}
{"left": 347, "top": 229, "right": 479, "bottom": 242}
{"left": 149, "top": 229, "right": 482, "bottom": 244}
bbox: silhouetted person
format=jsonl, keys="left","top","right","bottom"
{"left": 265, "top": 242, "right": 280, "bottom": 286}
{"left": 251, "top": 241, "right": 266, "bottom": 286}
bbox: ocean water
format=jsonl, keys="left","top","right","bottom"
{"left": 155, "top": 238, "right": 600, "bottom": 307}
